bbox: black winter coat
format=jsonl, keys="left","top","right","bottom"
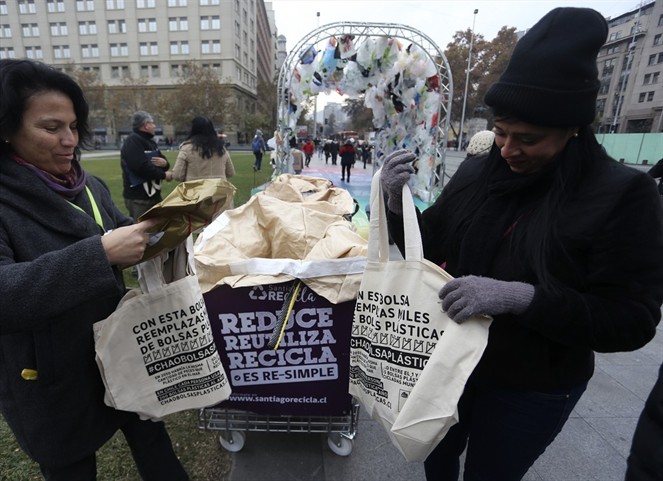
{"left": 389, "top": 149, "right": 663, "bottom": 391}
{"left": 626, "top": 362, "right": 663, "bottom": 481}
{"left": 120, "top": 130, "right": 168, "bottom": 201}
{"left": 0, "top": 156, "right": 135, "bottom": 468}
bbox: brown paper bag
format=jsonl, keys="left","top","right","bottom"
{"left": 138, "top": 178, "right": 236, "bottom": 262}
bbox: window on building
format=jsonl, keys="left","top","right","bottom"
{"left": 648, "top": 91, "right": 655, "bottom": 101}
{"left": 47, "top": 0, "right": 65, "bottom": 12}
{"left": 0, "top": 1, "right": 7, "bottom": 15}
{"left": 649, "top": 54, "right": 657, "bottom": 66}
{"left": 19, "top": 0, "right": 36, "bottom": 14}
{"left": 243, "top": 52, "right": 248, "bottom": 64}
{"left": 138, "top": 18, "right": 157, "bottom": 32}
{"left": 653, "top": 72, "right": 660, "bottom": 84}
{"left": 81, "top": 44, "right": 99, "bottom": 58}
{"left": 168, "top": 0, "right": 187, "bottom": 6}
{"left": 234, "top": 0, "right": 239, "bottom": 13}
{"left": 169, "top": 17, "right": 188, "bottom": 31}
{"left": 606, "top": 45, "right": 620, "bottom": 54}
{"left": 0, "top": 24, "right": 10, "bottom": 38}
{"left": 53, "top": 45, "right": 71, "bottom": 59}
{"left": 107, "top": 20, "right": 127, "bottom": 34}
{"left": 235, "top": 44, "right": 240, "bottom": 59}
{"left": 200, "top": 0, "right": 220, "bottom": 5}
{"left": 659, "top": 53, "right": 663, "bottom": 64}
{"left": 78, "top": 21, "right": 96, "bottom": 35}
{"left": 25, "top": 46, "right": 43, "bottom": 59}
{"left": 608, "top": 31, "right": 622, "bottom": 41}
{"left": 139, "top": 42, "right": 158, "bottom": 56}
{"left": 202, "top": 63, "right": 221, "bottom": 74}
{"left": 201, "top": 40, "right": 221, "bottom": 54}
{"left": 106, "top": 0, "right": 125, "bottom": 9}
{"left": 111, "top": 65, "right": 129, "bottom": 79}
{"left": 200, "top": 15, "right": 220, "bottom": 30}
{"left": 0, "top": 47, "right": 15, "bottom": 59}
{"left": 235, "top": 21, "right": 240, "bottom": 36}
{"left": 76, "top": 0, "right": 94, "bottom": 11}
{"left": 22, "top": 23, "right": 39, "bottom": 37}
{"left": 170, "top": 41, "right": 189, "bottom": 55}
{"left": 137, "top": 0, "right": 156, "bottom": 8}
{"left": 654, "top": 34, "right": 662, "bottom": 46}
{"left": 658, "top": 14, "right": 663, "bottom": 27}
{"left": 82, "top": 66, "right": 100, "bottom": 79}
{"left": 110, "top": 43, "right": 128, "bottom": 57}
{"left": 140, "top": 64, "right": 160, "bottom": 78}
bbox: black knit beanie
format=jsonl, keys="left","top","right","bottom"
{"left": 484, "top": 7, "right": 608, "bottom": 127}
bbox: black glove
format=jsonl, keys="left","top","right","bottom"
{"left": 380, "top": 149, "right": 416, "bottom": 214}
{"left": 439, "top": 275, "right": 535, "bottom": 323}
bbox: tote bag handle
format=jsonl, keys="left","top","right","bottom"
{"left": 369, "top": 168, "right": 423, "bottom": 262}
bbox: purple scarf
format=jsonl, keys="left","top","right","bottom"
{"left": 12, "top": 154, "right": 87, "bottom": 200}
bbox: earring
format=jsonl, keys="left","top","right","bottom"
{"left": 573, "top": 132, "right": 579, "bottom": 138}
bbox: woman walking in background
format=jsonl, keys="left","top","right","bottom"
{"left": 172, "top": 116, "right": 234, "bottom": 182}
{"left": 339, "top": 139, "right": 356, "bottom": 182}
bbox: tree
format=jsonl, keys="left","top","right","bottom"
{"left": 342, "top": 97, "right": 374, "bottom": 133}
{"left": 256, "top": 79, "right": 278, "bottom": 128}
{"left": 160, "top": 61, "right": 236, "bottom": 134}
{"left": 105, "top": 76, "right": 160, "bottom": 145}
{"left": 443, "top": 26, "right": 518, "bottom": 131}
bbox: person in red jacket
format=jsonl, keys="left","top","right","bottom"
{"left": 339, "top": 139, "right": 356, "bottom": 182}
{"left": 302, "top": 138, "right": 315, "bottom": 167}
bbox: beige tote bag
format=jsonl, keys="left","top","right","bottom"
{"left": 349, "top": 170, "right": 492, "bottom": 462}
{"left": 94, "top": 237, "right": 232, "bottom": 420}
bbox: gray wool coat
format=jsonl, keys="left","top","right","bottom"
{"left": 0, "top": 156, "right": 136, "bottom": 468}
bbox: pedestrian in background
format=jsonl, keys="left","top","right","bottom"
{"left": 0, "top": 58, "right": 189, "bottom": 481}
{"left": 120, "top": 110, "right": 172, "bottom": 220}
{"left": 380, "top": 8, "right": 663, "bottom": 480}
{"left": 339, "top": 139, "right": 356, "bottom": 182}
{"left": 329, "top": 139, "right": 340, "bottom": 165}
{"left": 172, "top": 116, "right": 234, "bottom": 182}
{"left": 302, "top": 138, "right": 315, "bottom": 167}
{"left": 464, "top": 130, "right": 495, "bottom": 161}
{"left": 251, "top": 129, "right": 267, "bottom": 172}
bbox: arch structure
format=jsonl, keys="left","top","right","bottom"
{"left": 275, "top": 22, "right": 453, "bottom": 203}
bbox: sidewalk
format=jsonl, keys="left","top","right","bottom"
{"left": 209, "top": 151, "right": 663, "bottom": 481}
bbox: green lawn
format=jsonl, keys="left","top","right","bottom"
{"left": 0, "top": 149, "right": 269, "bottom": 481}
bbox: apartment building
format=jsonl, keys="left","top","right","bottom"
{"left": 596, "top": 0, "right": 663, "bottom": 133}
{"left": 0, "top": 0, "right": 278, "bottom": 142}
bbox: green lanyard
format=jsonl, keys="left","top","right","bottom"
{"left": 68, "top": 186, "right": 105, "bottom": 231}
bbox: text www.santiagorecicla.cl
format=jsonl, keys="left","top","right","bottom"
{"left": 229, "top": 393, "right": 328, "bottom": 405}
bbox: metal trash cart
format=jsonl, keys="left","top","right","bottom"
{"left": 198, "top": 398, "right": 359, "bottom": 456}
{"left": 198, "top": 281, "right": 361, "bottom": 456}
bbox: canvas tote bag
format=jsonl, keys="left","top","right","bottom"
{"left": 349, "top": 170, "right": 492, "bottom": 462}
{"left": 94, "top": 236, "right": 232, "bottom": 420}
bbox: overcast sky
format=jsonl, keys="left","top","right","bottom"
{"left": 269, "top": 0, "right": 638, "bottom": 112}
{"left": 271, "top": 0, "right": 637, "bottom": 52}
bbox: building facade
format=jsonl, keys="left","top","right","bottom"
{"left": 0, "top": 0, "right": 277, "bottom": 143}
{"left": 596, "top": 0, "right": 663, "bottom": 133}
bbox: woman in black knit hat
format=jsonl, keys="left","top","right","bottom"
{"left": 380, "top": 7, "right": 663, "bottom": 480}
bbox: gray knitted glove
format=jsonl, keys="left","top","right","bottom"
{"left": 380, "top": 149, "right": 416, "bottom": 214}
{"left": 438, "top": 275, "right": 535, "bottom": 323}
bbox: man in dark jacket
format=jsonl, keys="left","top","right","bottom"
{"left": 121, "top": 111, "right": 172, "bottom": 220}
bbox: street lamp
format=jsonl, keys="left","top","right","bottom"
{"left": 313, "top": 11, "right": 321, "bottom": 140}
{"left": 458, "top": 8, "right": 478, "bottom": 151}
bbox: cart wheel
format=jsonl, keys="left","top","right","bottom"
{"left": 219, "top": 431, "right": 246, "bottom": 453}
{"left": 327, "top": 433, "right": 353, "bottom": 456}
